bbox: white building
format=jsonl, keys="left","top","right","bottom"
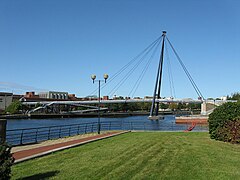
{"left": 220, "top": 96, "right": 227, "bottom": 101}
{"left": 38, "top": 91, "right": 68, "bottom": 100}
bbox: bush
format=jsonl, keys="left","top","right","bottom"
{"left": 0, "top": 143, "right": 15, "bottom": 180}
{"left": 216, "top": 118, "right": 240, "bottom": 143}
{"left": 208, "top": 102, "right": 240, "bottom": 142}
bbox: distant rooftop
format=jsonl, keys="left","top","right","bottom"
{"left": 0, "top": 92, "right": 13, "bottom": 96}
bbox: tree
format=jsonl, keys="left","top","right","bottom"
{"left": 186, "top": 103, "right": 201, "bottom": 110}
{"left": 177, "top": 103, "right": 187, "bottom": 110}
{"left": 169, "top": 103, "right": 177, "bottom": 111}
{"left": 5, "top": 101, "right": 22, "bottom": 114}
{"left": 142, "top": 102, "right": 152, "bottom": 111}
{"left": 227, "top": 92, "right": 240, "bottom": 101}
{"left": 207, "top": 97, "right": 214, "bottom": 100}
{"left": 160, "top": 103, "right": 168, "bottom": 110}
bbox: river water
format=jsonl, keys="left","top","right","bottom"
{"left": 7, "top": 115, "right": 208, "bottom": 132}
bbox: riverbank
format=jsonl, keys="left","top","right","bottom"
{"left": 1, "top": 112, "right": 148, "bottom": 119}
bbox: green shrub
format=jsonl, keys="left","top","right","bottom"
{"left": 0, "top": 143, "right": 15, "bottom": 180}
{"left": 216, "top": 118, "right": 240, "bottom": 143}
{"left": 208, "top": 102, "right": 240, "bottom": 142}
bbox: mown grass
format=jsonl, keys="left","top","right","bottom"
{"left": 12, "top": 132, "right": 240, "bottom": 180}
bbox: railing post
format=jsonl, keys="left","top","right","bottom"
{"left": 35, "top": 129, "right": 38, "bottom": 143}
{"left": 77, "top": 125, "right": 80, "bottom": 135}
{"left": 99, "top": 122, "right": 101, "bottom": 134}
{"left": 85, "top": 124, "right": 87, "bottom": 134}
{"left": 91, "top": 123, "right": 94, "bottom": 133}
{"left": 59, "top": 127, "right": 62, "bottom": 138}
{"left": 0, "top": 119, "right": 7, "bottom": 144}
{"left": 69, "top": 126, "right": 71, "bottom": 136}
{"left": 20, "top": 129, "right": 24, "bottom": 145}
{"left": 131, "top": 122, "right": 133, "bottom": 130}
{"left": 109, "top": 122, "right": 111, "bottom": 130}
{"left": 48, "top": 127, "right": 51, "bottom": 140}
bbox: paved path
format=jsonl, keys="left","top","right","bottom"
{"left": 13, "top": 131, "right": 129, "bottom": 163}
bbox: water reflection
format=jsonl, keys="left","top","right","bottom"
{"left": 7, "top": 115, "right": 208, "bottom": 132}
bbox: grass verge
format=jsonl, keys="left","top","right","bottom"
{"left": 12, "top": 132, "right": 240, "bottom": 179}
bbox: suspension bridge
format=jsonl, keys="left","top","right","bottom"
{"left": 22, "top": 98, "right": 235, "bottom": 115}
{"left": 22, "top": 31, "right": 235, "bottom": 117}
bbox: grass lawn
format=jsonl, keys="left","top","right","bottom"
{"left": 12, "top": 132, "right": 240, "bottom": 180}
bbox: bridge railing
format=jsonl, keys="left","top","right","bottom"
{"left": 7, "top": 122, "right": 98, "bottom": 146}
{"left": 6, "top": 121, "right": 208, "bottom": 146}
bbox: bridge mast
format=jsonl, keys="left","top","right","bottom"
{"left": 149, "top": 31, "right": 166, "bottom": 119}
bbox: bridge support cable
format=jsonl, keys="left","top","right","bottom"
{"left": 129, "top": 40, "right": 161, "bottom": 98}
{"left": 166, "top": 37, "right": 205, "bottom": 100}
{"left": 128, "top": 37, "right": 162, "bottom": 98}
{"left": 165, "top": 42, "right": 176, "bottom": 98}
{"left": 150, "top": 32, "right": 166, "bottom": 118}
{"left": 89, "top": 36, "right": 163, "bottom": 96}
{"left": 108, "top": 40, "right": 160, "bottom": 97}
{"left": 107, "top": 37, "right": 163, "bottom": 98}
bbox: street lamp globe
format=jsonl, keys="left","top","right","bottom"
{"left": 103, "top": 74, "right": 109, "bottom": 82}
{"left": 91, "top": 74, "right": 96, "bottom": 83}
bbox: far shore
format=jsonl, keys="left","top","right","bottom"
{"left": 0, "top": 110, "right": 196, "bottom": 119}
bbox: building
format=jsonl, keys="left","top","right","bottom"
{"left": 24, "top": 92, "right": 39, "bottom": 98}
{"left": 84, "top": 95, "right": 98, "bottom": 101}
{"left": 68, "top": 94, "right": 77, "bottom": 101}
{"left": 220, "top": 96, "right": 227, "bottom": 101}
{"left": 38, "top": 91, "right": 68, "bottom": 100}
{"left": 103, "top": 96, "right": 109, "bottom": 100}
{"left": 0, "top": 92, "right": 13, "bottom": 111}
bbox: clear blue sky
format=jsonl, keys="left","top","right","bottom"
{"left": 0, "top": 0, "right": 239, "bottom": 99}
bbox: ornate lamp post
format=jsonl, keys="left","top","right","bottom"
{"left": 91, "top": 74, "right": 109, "bottom": 134}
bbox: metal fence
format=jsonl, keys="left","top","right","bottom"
{"left": 6, "top": 121, "right": 208, "bottom": 146}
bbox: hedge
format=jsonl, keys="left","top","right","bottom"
{"left": 208, "top": 102, "right": 240, "bottom": 143}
